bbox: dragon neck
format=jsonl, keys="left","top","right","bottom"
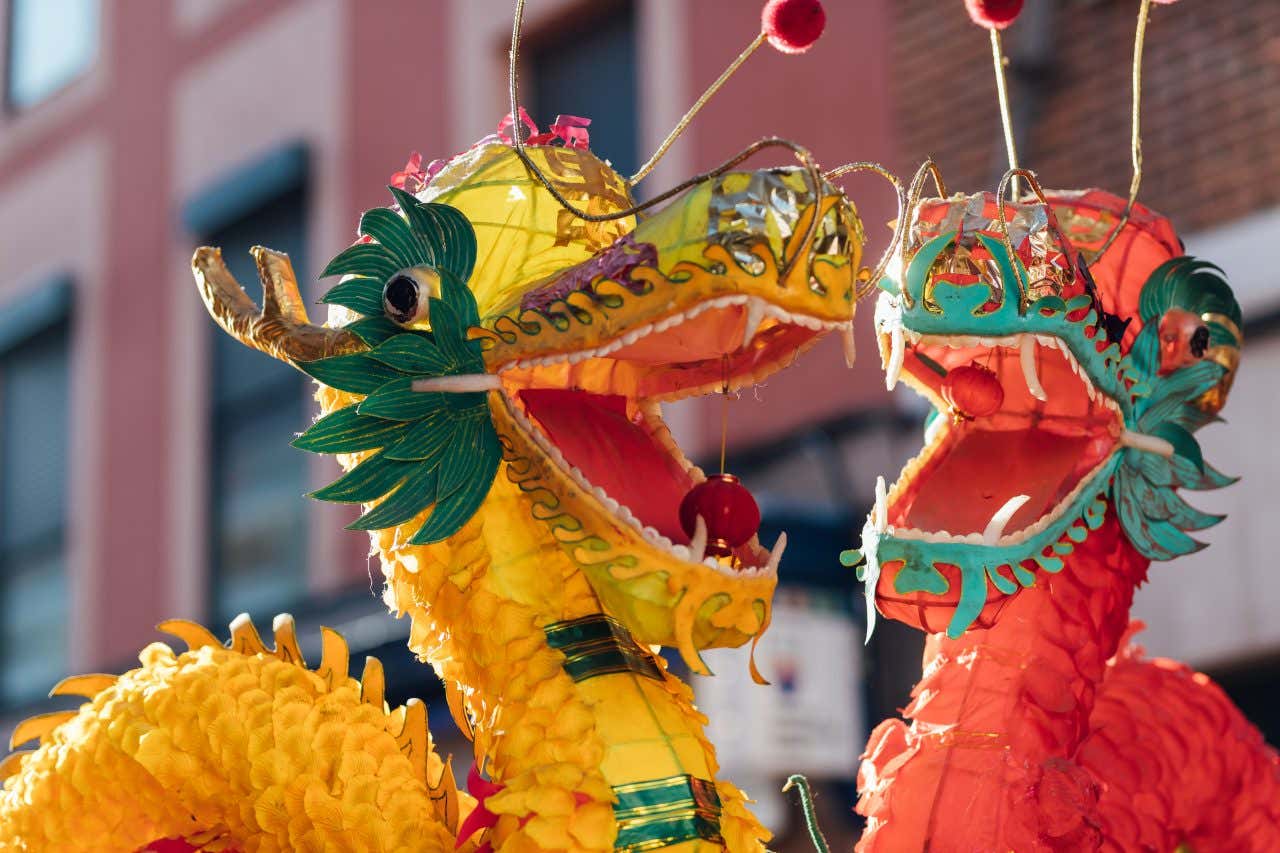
{"left": 922, "top": 510, "right": 1148, "bottom": 735}
{"left": 374, "top": 469, "right": 767, "bottom": 852}
{"left": 864, "top": 510, "right": 1151, "bottom": 849}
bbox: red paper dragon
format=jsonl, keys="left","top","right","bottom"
{"left": 846, "top": 182, "right": 1280, "bottom": 851}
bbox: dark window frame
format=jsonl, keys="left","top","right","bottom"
{"left": 3, "top": 0, "right": 100, "bottom": 113}
{"left": 0, "top": 277, "right": 74, "bottom": 708}
{"left": 185, "top": 143, "right": 315, "bottom": 626}
{"left": 519, "top": 0, "right": 639, "bottom": 178}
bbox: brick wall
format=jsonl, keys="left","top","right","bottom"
{"left": 890, "top": 0, "right": 1280, "bottom": 233}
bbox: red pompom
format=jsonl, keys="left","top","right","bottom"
{"left": 761, "top": 0, "right": 826, "bottom": 54}
{"left": 941, "top": 362, "right": 1004, "bottom": 420}
{"left": 679, "top": 474, "right": 761, "bottom": 559}
{"left": 965, "top": 0, "right": 1024, "bottom": 30}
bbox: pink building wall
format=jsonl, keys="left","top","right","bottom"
{"left": 0, "top": 0, "right": 894, "bottom": 679}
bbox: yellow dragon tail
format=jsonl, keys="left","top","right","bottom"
{"left": 0, "top": 614, "right": 468, "bottom": 851}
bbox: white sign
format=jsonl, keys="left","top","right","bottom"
{"left": 695, "top": 586, "right": 864, "bottom": 779}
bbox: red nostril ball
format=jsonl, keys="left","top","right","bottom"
{"left": 941, "top": 361, "right": 1004, "bottom": 420}
{"left": 964, "top": 0, "right": 1024, "bottom": 30}
{"left": 679, "top": 474, "right": 761, "bottom": 559}
{"left": 761, "top": 0, "right": 826, "bottom": 54}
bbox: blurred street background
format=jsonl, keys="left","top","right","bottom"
{"left": 0, "top": 0, "right": 1277, "bottom": 847}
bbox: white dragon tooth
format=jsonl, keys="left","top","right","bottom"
{"left": 1019, "top": 335, "right": 1048, "bottom": 402}
{"left": 1119, "top": 430, "right": 1175, "bottom": 458}
{"left": 874, "top": 475, "right": 888, "bottom": 533}
{"left": 983, "top": 494, "right": 1031, "bottom": 545}
{"left": 669, "top": 544, "right": 691, "bottom": 561}
{"left": 766, "top": 532, "right": 788, "bottom": 573}
{"left": 703, "top": 556, "right": 720, "bottom": 569}
{"left": 885, "top": 327, "right": 905, "bottom": 391}
{"left": 689, "top": 515, "right": 708, "bottom": 563}
{"left": 742, "top": 299, "right": 766, "bottom": 349}
{"left": 842, "top": 323, "right": 857, "bottom": 368}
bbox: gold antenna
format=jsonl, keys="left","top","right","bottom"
{"left": 630, "top": 0, "right": 827, "bottom": 184}
{"left": 504, "top": 0, "right": 825, "bottom": 278}
{"left": 988, "top": 28, "right": 1021, "bottom": 197}
{"left": 1096, "top": 0, "right": 1153, "bottom": 258}
{"left": 631, "top": 33, "right": 768, "bottom": 184}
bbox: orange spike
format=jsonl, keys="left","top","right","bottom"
{"left": 157, "top": 619, "right": 221, "bottom": 651}
{"left": 48, "top": 673, "right": 117, "bottom": 700}
{"left": 9, "top": 711, "right": 75, "bottom": 751}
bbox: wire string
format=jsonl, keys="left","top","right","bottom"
{"left": 989, "top": 28, "right": 1021, "bottom": 198}
{"left": 1096, "top": 0, "right": 1153, "bottom": 258}
{"left": 507, "top": 0, "right": 825, "bottom": 278}
{"left": 823, "top": 162, "right": 907, "bottom": 303}
{"left": 631, "top": 31, "right": 768, "bottom": 184}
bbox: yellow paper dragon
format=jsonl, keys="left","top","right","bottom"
{"left": 0, "top": 115, "right": 864, "bottom": 850}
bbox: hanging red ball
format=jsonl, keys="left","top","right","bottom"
{"left": 679, "top": 474, "right": 761, "bottom": 559}
{"left": 964, "top": 0, "right": 1024, "bottom": 30}
{"left": 761, "top": 0, "right": 826, "bottom": 54}
{"left": 941, "top": 361, "right": 1005, "bottom": 420}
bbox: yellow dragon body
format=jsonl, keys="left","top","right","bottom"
{"left": 0, "top": 132, "right": 863, "bottom": 852}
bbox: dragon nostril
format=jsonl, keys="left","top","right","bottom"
{"left": 1190, "top": 325, "right": 1210, "bottom": 358}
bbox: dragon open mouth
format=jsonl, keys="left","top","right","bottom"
{"left": 884, "top": 331, "right": 1123, "bottom": 546}
{"left": 497, "top": 296, "right": 847, "bottom": 574}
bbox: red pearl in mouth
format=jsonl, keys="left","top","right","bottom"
{"left": 679, "top": 474, "right": 761, "bottom": 559}
{"left": 941, "top": 361, "right": 1005, "bottom": 420}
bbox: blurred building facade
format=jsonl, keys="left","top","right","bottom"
{"left": 0, "top": 0, "right": 1276, "bottom": 847}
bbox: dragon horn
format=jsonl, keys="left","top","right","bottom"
{"left": 192, "top": 245, "right": 361, "bottom": 366}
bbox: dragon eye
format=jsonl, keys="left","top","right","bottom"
{"left": 1190, "top": 324, "right": 1210, "bottom": 358}
{"left": 383, "top": 267, "right": 439, "bottom": 326}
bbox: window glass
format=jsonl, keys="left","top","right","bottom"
{"left": 0, "top": 321, "right": 70, "bottom": 703}
{"left": 529, "top": 1, "right": 637, "bottom": 177}
{"left": 6, "top": 0, "right": 99, "bottom": 110}
{"left": 205, "top": 191, "right": 311, "bottom": 624}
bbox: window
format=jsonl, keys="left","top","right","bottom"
{"left": 0, "top": 287, "right": 71, "bottom": 704}
{"left": 528, "top": 0, "right": 638, "bottom": 177}
{"left": 5, "top": 0, "right": 99, "bottom": 110}
{"left": 205, "top": 189, "right": 311, "bottom": 625}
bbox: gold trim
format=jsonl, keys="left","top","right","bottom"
{"left": 1201, "top": 312, "right": 1243, "bottom": 344}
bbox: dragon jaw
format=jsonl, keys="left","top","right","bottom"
{"left": 484, "top": 280, "right": 853, "bottom": 672}
{"left": 864, "top": 308, "right": 1128, "bottom": 639}
{"left": 494, "top": 293, "right": 846, "bottom": 575}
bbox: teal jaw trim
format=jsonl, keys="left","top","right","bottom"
{"left": 873, "top": 463, "right": 1113, "bottom": 639}
{"left": 886, "top": 232, "right": 1145, "bottom": 423}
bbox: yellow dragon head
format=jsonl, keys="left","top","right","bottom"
{"left": 194, "top": 128, "right": 863, "bottom": 677}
